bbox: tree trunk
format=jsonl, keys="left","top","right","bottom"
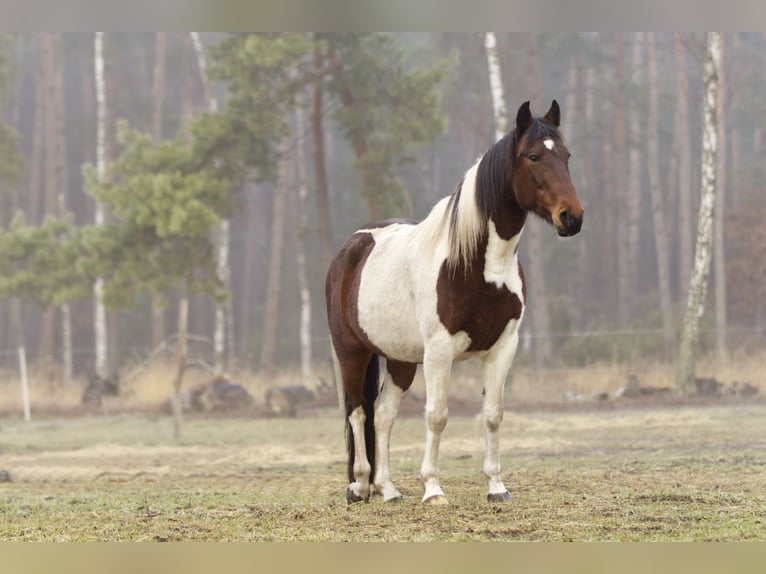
{"left": 674, "top": 34, "right": 694, "bottom": 300}
{"left": 28, "top": 38, "right": 44, "bottom": 226}
{"left": 40, "top": 33, "right": 57, "bottom": 365}
{"left": 600, "top": 32, "right": 625, "bottom": 331}
{"left": 93, "top": 32, "right": 108, "bottom": 377}
{"left": 238, "top": 185, "right": 259, "bottom": 367}
{"left": 311, "top": 39, "right": 335, "bottom": 271}
{"left": 151, "top": 32, "right": 167, "bottom": 349}
{"left": 646, "top": 32, "right": 674, "bottom": 350}
{"left": 48, "top": 35, "right": 73, "bottom": 385}
{"left": 172, "top": 297, "right": 188, "bottom": 441}
{"left": 621, "top": 32, "right": 644, "bottom": 327}
{"left": 576, "top": 37, "right": 597, "bottom": 332}
{"left": 729, "top": 33, "right": 743, "bottom": 208}
{"left": 675, "top": 32, "right": 721, "bottom": 395}
{"left": 9, "top": 35, "right": 25, "bottom": 374}
{"left": 190, "top": 31, "right": 230, "bottom": 372}
{"left": 294, "top": 104, "right": 313, "bottom": 387}
{"left": 484, "top": 32, "right": 507, "bottom": 137}
{"left": 713, "top": 35, "right": 727, "bottom": 364}
{"left": 609, "top": 33, "right": 627, "bottom": 326}
{"left": 259, "top": 140, "right": 290, "bottom": 373}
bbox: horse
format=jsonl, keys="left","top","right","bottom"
{"left": 325, "top": 100, "right": 583, "bottom": 505}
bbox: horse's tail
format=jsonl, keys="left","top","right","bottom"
{"left": 346, "top": 355, "right": 379, "bottom": 484}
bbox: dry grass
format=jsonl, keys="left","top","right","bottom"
{"left": 1, "top": 348, "right": 764, "bottom": 418}
{"left": 1, "top": 402, "right": 766, "bottom": 541}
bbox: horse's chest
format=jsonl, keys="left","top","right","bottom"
{"left": 436, "top": 236, "right": 525, "bottom": 353}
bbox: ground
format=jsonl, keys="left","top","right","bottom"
{"left": 1, "top": 401, "right": 765, "bottom": 541}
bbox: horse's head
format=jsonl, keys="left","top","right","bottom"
{"left": 511, "top": 100, "right": 583, "bottom": 237}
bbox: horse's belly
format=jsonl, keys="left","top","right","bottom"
{"left": 356, "top": 242, "right": 426, "bottom": 363}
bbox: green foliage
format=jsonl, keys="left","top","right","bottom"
{"left": 0, "top": 32, "right": 448, "bottom": 316}
{"left": 0, "top": 213, "right": 88, "bottom": 306}
{"left": 195, "top": 33, "right": 314, "bottom": 183}
{"left": 326, "top": 33, "right": 448, "bottom": 216}
{"left": 83, "top": 125, "right": 231, "bottom": 308}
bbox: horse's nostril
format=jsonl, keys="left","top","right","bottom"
{"left": 559, "top": 210, "right": 571, "bottom": 226}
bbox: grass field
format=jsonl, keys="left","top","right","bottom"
{"left": 1, "top": 401, "right": 765, "bottom": 541}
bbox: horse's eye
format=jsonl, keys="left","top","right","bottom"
{"left": 528, "top": 153, "right": 540, "bottom": 163}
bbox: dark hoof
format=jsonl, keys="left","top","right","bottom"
{"left": 487, "top": 491, "right": 512, "bottom": 503}
{"left": 346, "top": 487, "right": 366, "bottom": 504}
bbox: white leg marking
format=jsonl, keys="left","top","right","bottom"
{"left": 420, "top": 346, "right": 452, "bottom": 504}
{"left": 348, "top": 406, "right": 371, "bottom": 500}
{"left": 373, "top": 376, "right": 405, "bottom": 501}
{"left": 481, "top": 330, "right": 519, "bottom": 500}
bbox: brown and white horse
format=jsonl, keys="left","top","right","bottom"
{"left": 325, "top": 101, "right": 583, "bottom": 505}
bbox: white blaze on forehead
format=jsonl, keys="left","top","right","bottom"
{"left": 543, "top": 138, "right": 555, "bottom": 151}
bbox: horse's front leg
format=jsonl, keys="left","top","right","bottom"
{"left": 481, "top": 330, "right": 519, "bottom": 502}
{"left": 420, "top": 346, "right": 452, "bottom": 505}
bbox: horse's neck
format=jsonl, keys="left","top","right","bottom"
{"left": 490, "top": 198, "right": 527, "bottom": 244}
{"left": 482, "top": 215, "right": 525, "bottom": 285}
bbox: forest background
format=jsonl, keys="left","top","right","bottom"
{"left": 0, "top": 33, "right": 762, "bottom": 397}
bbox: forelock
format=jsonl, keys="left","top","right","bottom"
{"left": 517, "top": 118, "right": 563, "bottom": 155}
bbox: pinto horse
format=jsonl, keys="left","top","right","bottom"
{"left": 325, "top": 100, "right": 583, "bottom": 505}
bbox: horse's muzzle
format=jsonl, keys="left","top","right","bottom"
{"left": 557, "top": 210, "right": 583, "bottom": 237}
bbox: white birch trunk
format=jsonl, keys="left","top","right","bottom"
{"left": 19, "top": 346, "right": 30, "bottom": 422}
{"left": 484, "top": 32, "right": 508, "bottom": 137}
{"left": 714, "top": 36, "right": 728, "bottom": 364}
{"left": 675, "top": 32, "right": 721, "bottom": 394}
{"left": 172, "top": 298, "right": 189, "bottom": 441}
{"left": 190, "top": 31, "right": 229, "bottom": 371}
{"left": 294, "top": 104, "right": 313, "bottom": 387}
{"left": 94, "top": 32, "right": 108, "bottom": 377}
{"left": 646, "top": 33, "right": 674, "bottom": 348}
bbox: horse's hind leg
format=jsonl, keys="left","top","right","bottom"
{"left": 339, "top": 349, "right": 375, "bottom": 503}
{"left": 373, "top": 360, "right": 416, "bottom": 502}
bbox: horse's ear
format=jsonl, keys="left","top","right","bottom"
{"left": 544, "top": 99, "right": 561, "bottom": 127}
{"left": 515, "top": 101, "right": 532, "bottom": 136}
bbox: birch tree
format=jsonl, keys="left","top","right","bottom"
{"left": 484, "top": 32, "right": 507, "bottom": 139}
{"left": 93, "top": 32, "right": 108, "bottom": 377}
{"left": 713, "top": 36, "right": 728, "bottom": 363}
{"left": 190, "top": 31, "right": 231, "bottom": 372}
{"left": 294, "top": 104, "right": 313, "bottom": 386}
{"left": 676, "top": 32, "right": 722, "bottom": 395}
